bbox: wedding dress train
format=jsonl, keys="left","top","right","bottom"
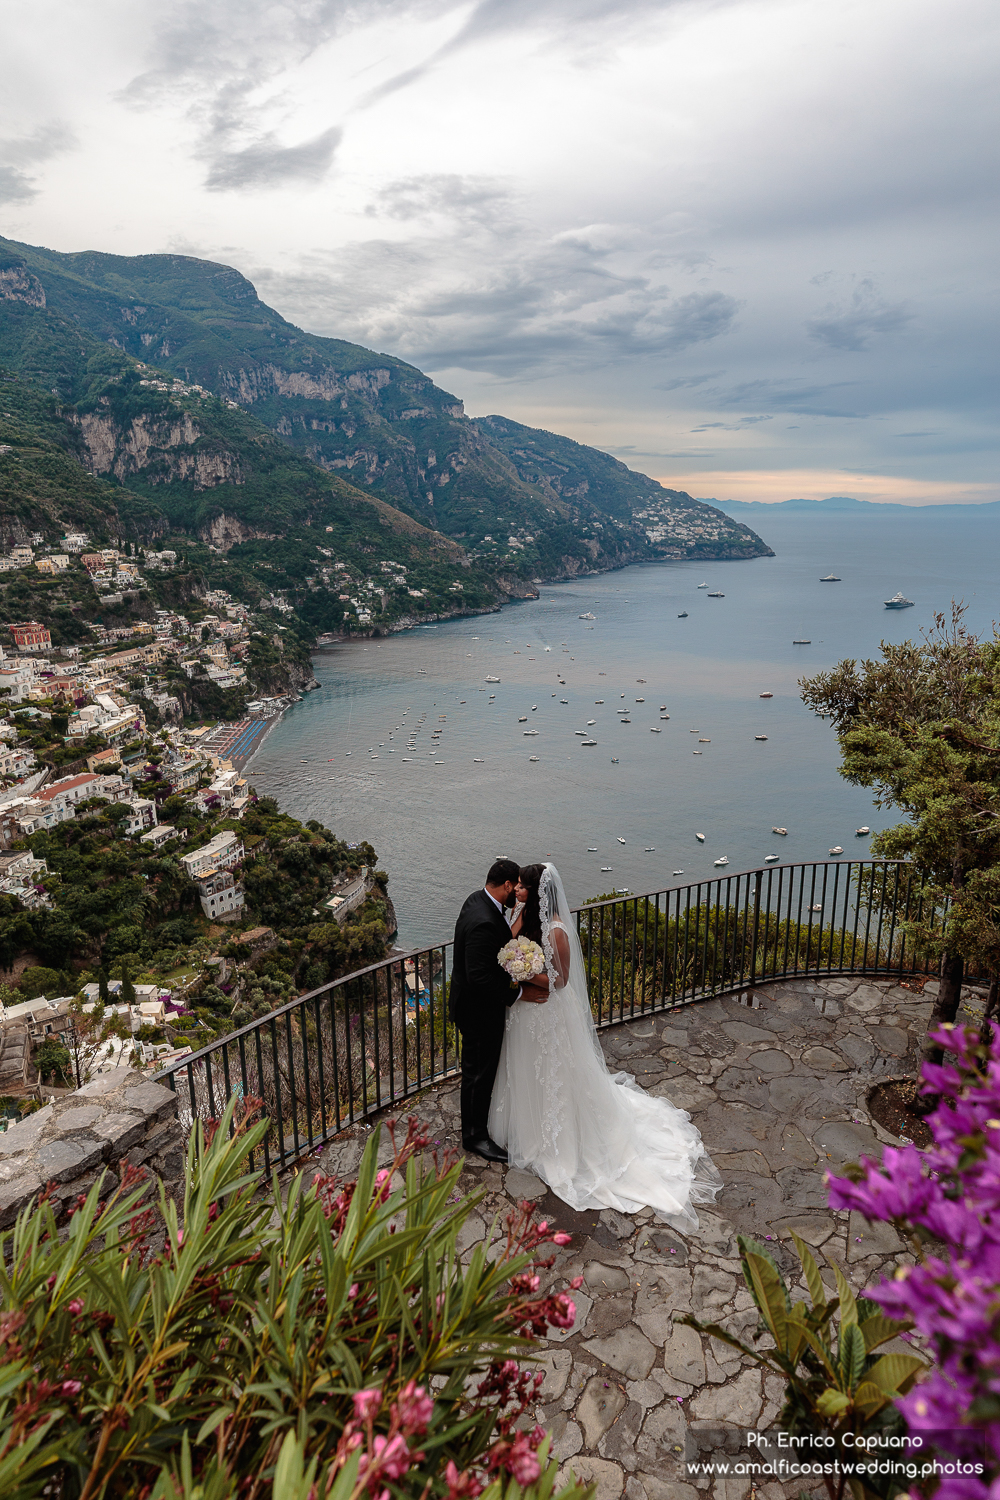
{"left": 488, "top": 864, "right": 722, "bottom": 1232}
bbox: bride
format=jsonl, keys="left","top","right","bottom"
{"left": 488, "top": 862, "right": 722, "bottom": 1232}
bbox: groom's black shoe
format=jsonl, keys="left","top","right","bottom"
{"left": 464, "top": 1136, "right": 508, "bottom": 1164}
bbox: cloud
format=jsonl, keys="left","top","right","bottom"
{"left": 0, "top": 123, "right": 75, "bottom": 204}
{"left": 714, "top": 378, "right": 869, "bottom": 419}
{"left": 806, "top": 280, "right": 913, "bottom": 352}
{"left": 368, "top": 173, "right": 515, "bottom": 226}
{"left": 204, "top": 125, "right": 342, "bottom": 191}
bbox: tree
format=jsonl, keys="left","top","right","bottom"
{"left": 34, "top": 1038, "right": 71, "bottom": 1084}
{"left": 801, "top": 606, "right": 1000, "bottom": 1063}
{"left": 97, "top": 967, "right": 110, "bottom": 1005}
{"left": 119, "top": 960, "right": 136, "bottom": 1008}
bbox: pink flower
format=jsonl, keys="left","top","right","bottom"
{"left": 394, "top": 1380, "right": 434, "bottom": 1435}
{"left": 371, "top": 1433, "right": 412, "bottom": 1481}
{"left": 444, "top": 1460, "right": 483, "bottom": 1500}
{"left": 548, "top": 1294, "right": 576, "bottom": 1329}
{"left": 67, "top": 1299, "right": 84, "bottom": 1316}
{"left": 374, "top": 1169, "right": 392, "bottom": 1203}
{"left": 353, "top": 1388, "right": 382, "bottom": 1422}
{"left": 505, "top": 1433, "right": 541, "bottom": 1487}
{"left": 553, "top": 1231, "right": 572, "bottom": 1245}
{"left": 61, "top": 1380, "right": 82, "bottom": 1396}
{"left": 348, "top": 1283, "right": 359, "bottom": 1298}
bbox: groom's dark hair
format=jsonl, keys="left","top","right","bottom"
{"left": 486, "top": 858, "right": 520, "bottom": 887}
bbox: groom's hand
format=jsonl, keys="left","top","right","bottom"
{"left": 519, "top": 983, "right": 549, "bottom": 1004}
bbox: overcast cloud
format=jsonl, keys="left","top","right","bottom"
{"left": 1, "top": 0, "right": 997, "bottom": 502}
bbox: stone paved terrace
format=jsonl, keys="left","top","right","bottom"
{"left": 316, "top": 974, "right": 986, "bottom": 1500}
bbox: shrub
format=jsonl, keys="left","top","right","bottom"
{"left": 0, "top": 1108, "right": 586, "bottom": 1499}
{"left": 828, "top": 1024, "right": 1000, "bottom": 1498}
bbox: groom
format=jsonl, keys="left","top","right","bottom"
{"left": 449, "top": 858, "right": 546, "bottom": 1162}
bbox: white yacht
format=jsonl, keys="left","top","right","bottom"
{"left": 579, "top": 612, "right": 596, "bottom": 620}
{"left": 485, "top": 674, "right": 501, "bottom": 682}
{"left": 829, "top": 846, "right": 844, "bottom": 855}
{"left": 856, "top": 826, "right": 870, "bottom": 836}
{"left": 772, "top": 827, "right": 788, "bottom": 835}
{"left": 696, "top": 832, "right": 706, "bottom": 842}
{"left": 765, "top": 854, "right": 780, "bottom": 863}
{"left": 755, "top": 735, "right": 768, "bottom": 741}
{"left": 714, "top": 855, "right": 729, "bottom": 867}
{"left": 885, "top": 592, "right": 914, "bottom": 610}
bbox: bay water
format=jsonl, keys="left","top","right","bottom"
{"left": 248, "top": 505, "right": 1000, "bottom": 948}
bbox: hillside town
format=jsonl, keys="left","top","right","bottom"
{"left": 0, "top": 530, "right": 390, "bottom": 1115}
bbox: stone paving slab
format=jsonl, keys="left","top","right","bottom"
{"left": 316, "top": 975, "right": 976, "bottom": 1500}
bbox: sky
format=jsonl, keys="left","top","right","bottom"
{"left": 2, "top": 0, "right": 998, "bottom": 504}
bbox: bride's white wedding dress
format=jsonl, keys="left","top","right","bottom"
{"left": 488, "top": 864, "right": 722, "bottom": 1231}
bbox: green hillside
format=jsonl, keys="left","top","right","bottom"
{"left": 0, "top": 236, "right": 772, "bottom": 576}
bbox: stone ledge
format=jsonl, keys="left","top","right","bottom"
{"left": 0, "top": 1067, "right": 182, "bottom": 1229}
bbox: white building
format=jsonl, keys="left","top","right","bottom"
{"left": 180, "top": 830, "right": 244, "bottom": 880}
{"left": 140, "top": 824, "right": 178, "bottom": 850}
{"left": 196, "top": 868, "right": 245, "bottom": 922}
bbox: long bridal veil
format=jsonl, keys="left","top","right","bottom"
{"left": 489, "top": 863, "right": 722, "bottom": 1231}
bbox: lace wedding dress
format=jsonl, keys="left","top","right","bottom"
{"left": 488, "top": 864, "right": 722, "bottom": 1231}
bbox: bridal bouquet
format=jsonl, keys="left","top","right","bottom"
{"left": 497, "top": 936, "right": 546, "bottom": 982}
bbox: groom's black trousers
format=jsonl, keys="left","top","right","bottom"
{"left": 458, "top": 1012, "right": 506, "bottom": 1144}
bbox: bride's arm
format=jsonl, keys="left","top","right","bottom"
{"left": 551, "top": 926, "right": 571, "bottom": 988}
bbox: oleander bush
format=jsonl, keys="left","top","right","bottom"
{"left": 0, "top": 1105, "right": 592, "bottom": 1500}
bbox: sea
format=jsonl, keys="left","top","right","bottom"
{"left": 246, "top": 504, "right": 1000, "bottom": 950}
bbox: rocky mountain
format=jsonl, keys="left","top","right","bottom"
{"left": 0, "top": 236, "right": 772, "bottom": 580}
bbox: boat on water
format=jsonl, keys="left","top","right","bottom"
{"left": 699, "top": 738, "right": 711, "bottom": 743}
{"left": 678, "top": 611, "right": 688, "bottom": 617}
{"left": 587, "top": 719, "right": 596, "bottom": 725}
{"left": 697, "top": 582, "right": 708, "bottom": 588}
{"left": 856, "top": 826, "right": 870, "bottom": 836}
{"left": 885, "top": 592, "right": 915, "bottom": 609}
{"left": 714, "top": 856, "right": 729, "bottom": 867}
{"left": 644, "top": 847, "right": 655, "bottom": 852}
{"left": 673, "top": 870, "right": 683, "bottom": 875}
{"left": 820, "top": 574, "right": 841, "bottom": 582}
{"left": 620, "top": 717, "right": 631, "bottom": 723}
{"left": 650, "top": 727, "right": 662, "bottom": 733}
{"left": 518, "top": 716, "right": 527, "bottom": 722}
{"left": 772, "top": 827, "right": 788, "bottom": 835}
{"left": 830, "top": 846, "right": 844, "bottom": 855}
{"left": 618, "top": 837, "right": 626, "bottom": 844}
{"left": 793, "top": 639, "right": 811, "bottom": 645}
{"left": 707, "top": 591, "right": 725, "bottom": 598}
{"left": 696, "top": 833, "right": 706, "bottom": 841}
{"left": 473, "top": 758, "right": 484, "bottom": 763}
{"left": 561, "top": 699, "right": 569, "bottom": 704}
{"left": 529, "top": 755, "right": 539, "bottom": 762}
{"left": 581, "top": 739, "right": 597, "bottom": 746}
{"left": 760, "top": 692, "right": 773, "bottom": 698}
{"left": 523, "top": 729, "right": 539, "bottom": 736}
{"left": 575, "top": 730, "right": 588, "bottom": 736}
{"left": 485, "top": 674, "right": 501, "bottom": 682}
{"left": 588, "top": 847, "right": 598, "bottom": 851}
{"left": 765, "top": 854, "right": 780, "bottom": 863}
{"left": 601, "top": 866, "right": 612, "bottom": 872}
{"left": 755, "top": 735, "right": 768, "bottom": 741}
{"left": 610, "top": 757, "right": 619, "bottom": 763}
{"left": 532, "top": 705, "right": 537, "bottom": 711}
{"left": 578, "top": 612, "right": 596, "bottom": 620}
{"left": 660, "top": 714, "right": 670, "bottom": 721}
{"left": 810, "top": 904, "right": 822, "bottom": 912}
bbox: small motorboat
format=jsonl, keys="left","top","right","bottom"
{"left": 810, "top": 903, "right": 822, "bottom": 912}
{"left": 678, "top": 611, "right": 689, "bottom": 617}
{"left": 611, "top": 757, "right": 619, "bottom": 763}
{"left": 620, "top": 717, "right": 631, "bottom": 723}
{"left": 697, "top": 582, "right": 708, "bottom": 588}
{"left": 524, "top": 729, "right": 539, "bottom": 736}
{"left": 518, "top": 715, "right": 527, "bottom": 722}
{"left": 698, "top": 737, "right": 711, "bottom": 743}
{"left": 765, "top": 854, "right": 780, "bottom": 863}
{"left": 707, "top": 591, "right": 725, "bottom": 598}
{"left": 659, "top": 705, "right": 667, "bottom": 711}
{"left": 820, "top": 574, "right": 841, "bottom": 582}
{"left": 755, "top": 735, "right": 768, "bottom": 741}
{"left": 696, "top": 833, "right": 706, "bottom": 842}
{"left": 645, "top": 847, "right": 655, "bottom": 851}
{"left": 760, "top": 692, "right": 773, "bottom": 698}
{"left": 579, "top": 612, "right": 596, "bottom": 620}
{"left": 829, "top": 846, "right": 844, "bottom": 855}
{"left": 673, "top": 869, "right": 683, "bottom": 875}
{"left": 485, "top": 675, "right": 501, "bottom": 682}
{"left": 660, "top": 715, "right": 670, "bottom": 721}
{"left": 601, "top": 866, "right": 612, "bottom": 872}
{"left": 618, "top": 837, "right": 626, "bottom": 844}
{"left": 581, "top": 739, "right": 597, "bottom": 746}
{"left": 560, "top": 699, "right": 569, "bottom": 704}
{"left": 792, "top": 639, "right": 811, "bottom": 645}
{"left": 635, "top": 697, "right": 645, "bottom": 702}
{"left": 650, "top": 726, "right": 662, "bottom": 732}
{"left": 473, "top": 758, "right": 484, "bottom": 763}
{"left": 531, "top": 705, "right": 537, "bottom": 711}
{"left": 595, "top": 699, "right": 605, "bottom": 704}
{"left": 693, "top": 750, "right": 702, "bottom": 754}
{"left": 587, "top": 719, "right": 596, "bottom": 725}
{"left": 587, "top": 847, "right": 598, "bottom": 851}
{"left": 772, "top": 827, "right": 788, "bottom": 835}
{"left": 575, "top": 730, "right": 588, "bottom": 736}
{"left": 714, "top": 855, "right": 729, "bottom": 867}
{"left": 529, "top": 755, "right": 539, "bottom": 762}
{"left": 855, "top": 826, "right": 870, "bottom": 836}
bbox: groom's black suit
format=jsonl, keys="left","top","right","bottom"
{"left": 449, "top": 889, "right": 519, "bottom": 1145}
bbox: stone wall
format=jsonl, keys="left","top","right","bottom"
{"left": 0, "top": 1066, "right": 182, "bottom": 1229}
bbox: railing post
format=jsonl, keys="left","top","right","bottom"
{"left": 747, "top": 871, "right": 762, "bottom": 992}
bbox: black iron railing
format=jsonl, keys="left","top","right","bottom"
{"left": 155, "top": 859, "right": 940, "bottom": 1171}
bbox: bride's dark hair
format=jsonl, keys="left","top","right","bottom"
{"left": 518, "top": 864, "right": 546, "bottom": 945}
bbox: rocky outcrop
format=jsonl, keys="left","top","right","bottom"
{"left": 0, "top": 265, "right": 45, "bottom": 308}
{"left": 76, "top": 412, "right": 243, "bottom": 490}
{"left": 198, "top": 513, "right": 278, "bottom": 550}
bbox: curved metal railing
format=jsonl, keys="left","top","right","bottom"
{"left": 154, "top": 859, "right": 940, "bottom": 1171}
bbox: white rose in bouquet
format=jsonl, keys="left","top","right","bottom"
{"left": 497, "top": 936, "right": 546, "bottom": 983}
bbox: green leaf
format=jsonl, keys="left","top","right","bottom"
{"left": 816, "top": 1388, "right": 852, "bottom": 1417}
{"left": 839, "top": 1321, "right": 866, "bottom": 1390}
{"left": 864, "top": 1352, "right": 927, "bottom": 1396}
{"left": 789, "top": 1230, "right": 826, "bottom": 1311}
{"left": 832, "top": 1261, "right": 858, "bottom": 1327}
{"left": 858, "top": 1312, "right": 908, "bottom": 1352}
{"left": 195, "top": 1406, "right": 233, "bottom": 1444}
